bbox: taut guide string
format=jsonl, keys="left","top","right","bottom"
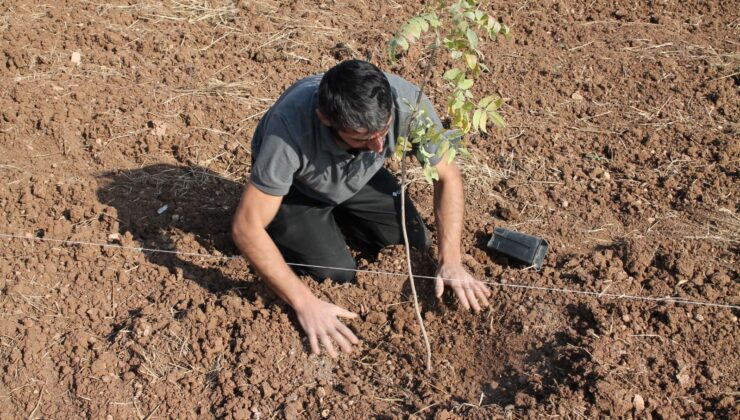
{"left": 0, "top": 233, "right": 738, "bottom": 311}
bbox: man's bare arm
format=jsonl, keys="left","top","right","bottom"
{"left": 432, "top": 159, "right": 491, "bottom": 311}
{"left": 231, "top": 183, "right": 359, "bottom": 357}
{"left": 232, "top": 184, "right": 312, "bottom": 307}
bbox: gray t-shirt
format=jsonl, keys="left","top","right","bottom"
{"left": 250, "top": 73, "right": 445, "bottom": 205}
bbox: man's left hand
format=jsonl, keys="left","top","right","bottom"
{"left": 435, "top": 263, "right": 491, "bottom": 311}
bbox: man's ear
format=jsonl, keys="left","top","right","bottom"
{"left": 315, "top": 109, "right": 332, "bottom": 127}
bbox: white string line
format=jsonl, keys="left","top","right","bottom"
{"left": 1, "top": 233, "right": 738, "bottom": 310}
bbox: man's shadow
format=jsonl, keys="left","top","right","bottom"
{"left": 97, "top": 164, "right": 261, "bottom": 296}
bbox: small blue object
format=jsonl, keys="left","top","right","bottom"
{"left": 487, "top": 227, "right": 549, "bottom": 270}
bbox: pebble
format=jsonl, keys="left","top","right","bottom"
{"left": 633, "top": 394, "right": 645, "bottom": 412}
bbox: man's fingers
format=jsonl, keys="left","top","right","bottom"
{"left": 482, "top": 284, "right": 492, "bottom": 297}
{"left": 309, "top": 333, "right": 321, "bottom": 355}
{"left": 319, "top": 333, "right": 338, "bottom": 359}
{"left": 474, "top": 282, "right": 491, "bottom": 307}
{"left": 452, "top": 286, "right": 470, "bottom": 310}
{"left": 465, "top": 285, "right": 481, "bottom": 312}
{"left": 337, "top": 322, "right": 360, "bottom": 345}
{"left": 337, "top": 307, "right": 359, "bottom": 319}
{"left": 331, "top": 328, "right": 354, "bottom": 354}
{"left": 435, "top": 276, "right": 444, "bottom": 298}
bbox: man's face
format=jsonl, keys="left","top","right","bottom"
{"left": 333, "top": 116, "right": 392, "bottom": 154}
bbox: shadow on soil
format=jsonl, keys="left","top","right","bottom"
{"left": 96, "top": 164, "right": 252, "bottom": 294}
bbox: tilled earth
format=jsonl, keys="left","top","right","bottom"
{"left": 0, "top": 1, "right": 738, "bottom": 418}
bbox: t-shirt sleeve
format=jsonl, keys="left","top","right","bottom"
{"left": 249, "top": 114, "right": 301, "bottom": 196}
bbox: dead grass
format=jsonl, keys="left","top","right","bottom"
{"left": 94, "top": 1, "right": 238, "bottom": 25}
{"left": 684, "top": 208, "right": 740, "bottom": 244}
{"left": 166, "top": 79, "right": 271, "bottom": 105}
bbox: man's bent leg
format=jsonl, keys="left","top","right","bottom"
{"left": 267, "top": 188, "right": 356, "bottom": 283}
{"left": 335, "top": 168, "right": 431, "bottom": 251}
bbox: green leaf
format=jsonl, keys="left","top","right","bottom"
{"left": 478, "top": 95, "right": 497, "bottom": 109}
{"left": 443, "top": 68, "right": 463, "bottom": 82}
{"left": 501, "top": 23, "right": 511, "bottom": 37}
{"left": 484, "top": 14, "right": 495, "bottom": 30}
{"left": 479, "top": 110, "right": 488, "bottom": 134}
{"left": 423, "top": 165, "right": 439, "bottom": 183}
{"left": 445, "top": 148, "right": 457, "bottom": 164}
{"left": 437, "top": 137, "right": 449, "bottom": 157}
{"left": 472, "top": 109, "right": 482, "bottom": 132}
{"left": 401, "top": 20, "right": 422, "bottom": 42}
{"left": 417, "top": 16, "right": 430, "bottom": 32}
{"left": 422, "top": 12, "right": 440, "bottom": 28}
{"left": 450, "top": 97, "right": 465, "bottom": 110}
{"left": 393, "top": 136, "right": 408, "bottom": 160}
{"left": 487, "top": 110, "right": 506, "bottom": 128}
{"left": 465, "top": 28, "right": 478, "bottom": 50}
{"left": 457, "top": 78, "right": 474, "bottom": 90}
{"left": 418, "top": 146, "right": 434, "bottom": 158}
{"left": 488, "top": 97, "right": 504, "bottom": 111}
{"left": 464, "top": 53, "right": 477, "bottom": 72}
{"left": 396, "top": 36, "right": 409, "bottom": 52}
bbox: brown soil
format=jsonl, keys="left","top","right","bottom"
{"left": 1, "top": 1, "right": 738, "bottom": 418}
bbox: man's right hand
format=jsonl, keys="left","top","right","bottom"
{"left": 294, "top": 296, "right": 359, "bottom": 358}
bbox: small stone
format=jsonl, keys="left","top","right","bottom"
{"left": 694, "top": 314, "right": 704, "bottom": 322}
{"left": 706, "top": 366, "right": 721, "bottom": 381}
{"left": 71, "top": 51, "right": 82, "bottom": 65}
{"left": 602, "top": 171, "right": 611, "bottom": 181}
{"left": 571, "top": 91, "right": 584, "bottom": 101}
{"left": 261, "top": 382, "right": 275, "bottom": 398}
{"left": 676, "top": 369, "right": 691, "bottom": 387}
{"left": 633, "top": 394, "right": 645, "bottom": 412}
{"left": 366, "top": 312, "right": 387, "bottom": 325}
{"left": 108, "top": 233, "right": 121, "bottom": 242}
{"left": 345, "top": 383, "right": 360, "bottom": 396}
{"left": 560, "top": 200, "right": 569, "bottom": 208}
{"left": 622, "top": 314, "right": 631, "bottom": 322}
{"left": 133, "top": 320, "right": 152, "bottom": 338}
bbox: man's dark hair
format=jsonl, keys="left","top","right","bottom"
{"left": 318, "top": 60, "right": 393, "bottom": 133}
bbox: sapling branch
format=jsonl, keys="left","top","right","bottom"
{"left": 399, "top": 43, "right": 439, "bottom": 373}
{"left": 388, "top": 0, "right": 511, "bottom": 372}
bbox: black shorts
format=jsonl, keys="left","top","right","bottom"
{"left": 266, "top": 167, "right": 430, "bottom": 282}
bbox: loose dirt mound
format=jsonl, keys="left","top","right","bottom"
{"left": 1, "top": 1, "right": 738, "bottom": 418}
